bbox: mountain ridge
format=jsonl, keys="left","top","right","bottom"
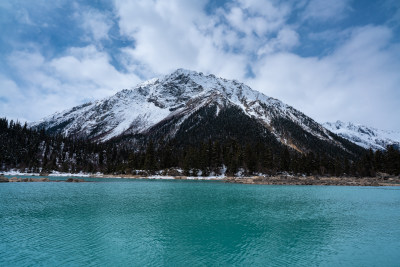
{"left": 31, "top": 69, "right": 364, "bottom": 158}
{"left": 323, "top": 121, "right": 400, "bottom": 151}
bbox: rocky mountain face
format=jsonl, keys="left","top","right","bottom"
{"left": 31, "top": 69, "right": 364, "bottom": 158}
{"left": 323, "top": 121, "right": 400, "bottom": 151}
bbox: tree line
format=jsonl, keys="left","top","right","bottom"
{"left": 1, "top": 118, "right": 399, "bottom": 176}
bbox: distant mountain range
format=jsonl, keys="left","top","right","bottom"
{"left": 31, "top": 69, "right": 365, "bottom": 158}
{"left": 323, "top": 121, "right": 400, "bottom": 151}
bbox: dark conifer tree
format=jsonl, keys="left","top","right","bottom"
{"left": 262, "top": 147, "right": 274, "bottom": 173}
{"left": 144, "top": 141, "right": 156, "bottom": 173}
{"left": 334, "top": 157, "right": 343, "bottom": 177}
{"left": 280, "top": 147, "right": 291, "bottom": 171}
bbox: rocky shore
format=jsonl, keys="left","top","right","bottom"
{"left": 94, "top": 172, "right": 400, "bottom": 186}
{"left": 0, "top": 177, "right": 85, "bottom": 183}
{"left": 224, "top": 173, "right": 400, "bottom": 186}
{"left": 1, "top": 173, "right": 399, "bottom": 186}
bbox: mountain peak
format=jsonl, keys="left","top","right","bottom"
{"left": 171, "top": 68, "right": 201, "bottom": 76}
{"left": 165, "top": 69, "right": 227, "bottom": 86}
{"left": 30, "top": 70, "right": 364, "bottom": 158}
{"left": 323, "top": 121, "right": 400, "bottom": 150}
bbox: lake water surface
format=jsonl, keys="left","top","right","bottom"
{"left": 1, "top": 179, "right": 399, "bottom": 266}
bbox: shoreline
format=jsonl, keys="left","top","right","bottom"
{"left": 1, "top": 172, "right": 400, "bottom": 186}
{"left": 0, "top": 177, "right": 86, "bottom": 183}
{"left": 224, "top": 175, "right": 400, "bottom": 186}
{"left": 90, "top": 174, "right": 225, "bottom": 180}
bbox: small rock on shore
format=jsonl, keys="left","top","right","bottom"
{"left": 66, "top": 178, "right": 85, "bottom": 183}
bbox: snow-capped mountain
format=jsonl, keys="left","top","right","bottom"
{"left": 31, "top": 69, "right": 363, "bottom": 156}
{"left": 323, "top": 121, "right": 400, "bottom": 150}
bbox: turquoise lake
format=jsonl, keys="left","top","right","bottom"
{"left": 1, "top": 179, "right": 400, "bottom": 266}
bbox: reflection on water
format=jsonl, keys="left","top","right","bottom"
{"left": 1, "top": 181, "right": 399, "bottom": 266}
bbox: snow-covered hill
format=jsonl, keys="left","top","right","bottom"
{"left": 31, "top": 69, "right": 361, "bottom": 155}
{"left": 323, "top": 121, "right": 400, "bottom": 150}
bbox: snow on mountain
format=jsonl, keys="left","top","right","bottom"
{"left": 323, "top": 121, "right": 400, "bottom": 150}
{"left": 31, "top": 69, "right": 350, "bottom": 152}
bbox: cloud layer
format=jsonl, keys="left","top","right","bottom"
{"left": 0, "top": 0, "right": 399, "bottom": 131}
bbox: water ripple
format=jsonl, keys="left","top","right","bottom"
{"left": 1, "top": 182, "right": 400, "bottom": 266}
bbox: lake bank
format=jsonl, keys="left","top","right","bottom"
{"left": 2, "top": 172, "right": 400, "bottom": 186}
{"left": 224, "top": 174, "right": 400, "bottom": 186}
{"left": 96, "top": 173, "right": 400, "bottom": 186}
{"left": 84, "top": 172, "right": 400, "bottom": 186}
{"left": 0, "top": 176, "right": 86, "bottom": 183}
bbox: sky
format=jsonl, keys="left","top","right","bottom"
{"left": 0, "top": 0, "right": 399, "bottom": 131}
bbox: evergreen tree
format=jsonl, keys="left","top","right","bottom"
{"left": 334, "top": 157, "right": 343, "bottom": 177}
{"left": 144, "top": 141, "right": 156, "bottom": 173}
{"left": 280, "top": 147, "right": 290, "bottom": 171}
{"left": 262, "top": 147, "right": 274, "bottom": 173}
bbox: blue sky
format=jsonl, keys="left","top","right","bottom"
{"left": 0, "top": 0, "right": 399, "bottom": 131}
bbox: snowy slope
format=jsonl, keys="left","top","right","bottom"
{"left": 31, "top": 69, "right": 349, "bottom": 152}
{"left": 323, "top": 121, "right": 400, "bottom": 150}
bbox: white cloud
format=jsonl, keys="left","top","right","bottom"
{"left": 50, "top": 46, "right": 136, "bottom": 90}
{"left": 114, "top": 0, "right": 294, "bottom": 80}
{"left": 257, "top": 27, "right": 300, "bottom": 55}
{"left": 115, "top": 0, "right": 205, "bottom": 74}
{"left": 0, "top": 76, "right": 26, "bottom": 121}
{"left": 228, "top": 0, "right": 290, "bottom": 34}
{"left": 4, "top": 46, "right": 140, "bottom": 121}
{"left": 1, "top": 0, "right": 399, "bottom": 132}
{"left": 0, "top": 74, "right": 64, "bottom": 122}
{"left": 80, "top": 10, "right": 112, "bottom": 42}
{"left": 249, "top": 25, "right": 400, "bottom": 130}
{"left": 114, "top": 0, "right": 251, "bottom": 79}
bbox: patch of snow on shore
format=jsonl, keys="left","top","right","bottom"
{"left": 1, "top": 169, "right": 95, "bottom": 177}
